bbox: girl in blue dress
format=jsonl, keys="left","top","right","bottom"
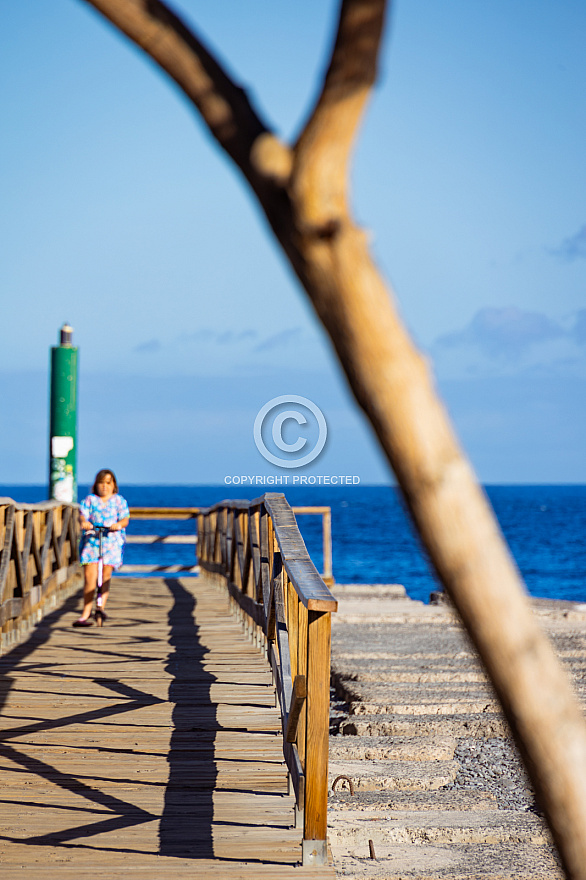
{"left": 74, "top": 469, "right": 130, "bottom": 626}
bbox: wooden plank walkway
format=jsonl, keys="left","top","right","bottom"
{"left": 0, "top": 576, "right": 335, "bottom": 878}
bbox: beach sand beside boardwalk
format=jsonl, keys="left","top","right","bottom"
{"left": 327, "top": 584, "right": 586, "bottom": 879}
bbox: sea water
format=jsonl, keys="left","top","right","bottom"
{"left": 2, "top": 484, "right": 584, "bottom": 604}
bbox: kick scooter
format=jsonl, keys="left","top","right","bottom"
{"left": 93, "top": 524, "right": 110, "bottom": 627}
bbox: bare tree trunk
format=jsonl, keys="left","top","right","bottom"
{"left": 81, "top": 1, "right": 586, "bottom": 874}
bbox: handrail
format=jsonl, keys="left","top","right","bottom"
{"left": 197, "top": 492, "right": 337, "bottom": 866}
{"left": 0, "top": 497, "right": 82, "bottom": 653}
{"left": 128, "top": 507, "right": 199, "bottom": 519}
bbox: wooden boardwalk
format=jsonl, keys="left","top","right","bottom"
{"left": 0, "top": 575, "right": 335, "bottom": 878}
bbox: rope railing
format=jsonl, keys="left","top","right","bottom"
{"left": 197, "top": 492, "right": 338, "bottom": 866}
{"left": 0, "top": 498, "right": 82, "bottom": 653}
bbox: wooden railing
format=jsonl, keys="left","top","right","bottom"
{"left": 128, "top": 507, "right": 200, "bottom": 522}
{"left": 0, "top": 498, "right": 82, "bottom": 653}
{"left": 290, "top": 506, "right": 333, "bottom": 586}
{"left": 127, "top": 505, "right": 334, "bottom": 583}
{"left": 197, "top": 492, "right": 337, "bottom": 866}
{"left": 125, "top": 507, "right": 200, "bottom": 573}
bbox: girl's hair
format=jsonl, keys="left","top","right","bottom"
{"left": 92, "top": 469, "right": 119, "bottom": 494}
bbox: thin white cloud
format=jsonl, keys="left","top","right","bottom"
{"left": 133, "top": 338, "right": 162, "bottom": 354}
{"left": 175, "top": 327, "right": 305, "bottom": 352}
{"left": 254, "top": 327, "right": 303, "bottom": 352}
{"left": 216, "top": 330, "right": 258, "bottom": 345}
{"left": 551, "top": 225, "right": 586, "bottom": 262}
{"left": 572, "top": 309, "right": 586, "bottom": 346}
{"left": 435, "top": 307, "right": 564, "bottom": 361}
{"left": 176, "top": 329, "right": 258, "bottom": 345}
{"left": 431, "top": 308, "right": 586, "bottom": 381}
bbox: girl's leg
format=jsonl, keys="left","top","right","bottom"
{"left": 100, "top": 565, "right": 114, "bottom": 610}
{"left": 80, "top": 564, "right": 98, "bottom": 619}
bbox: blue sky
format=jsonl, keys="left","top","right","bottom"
{"left": 1, "top": 1, "right": 585, "bottom": 485}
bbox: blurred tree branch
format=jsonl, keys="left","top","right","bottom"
{"left": 80, "top": 1, "right": 586, "bottom": 874}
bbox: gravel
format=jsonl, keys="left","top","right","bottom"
{"left": 330, "top": 690, "right": 543, "bottom": 814}
{"left": 446, "top": 737, "right": 542, "bottom": 814}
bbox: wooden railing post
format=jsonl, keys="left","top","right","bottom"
{"left": 260, "top": 504, "right": 270, "bottom": 609}
{"left": 297, "top": 600, "right": 309, "bottom": 768}
{"left": 303, "top": 608, "right": 331, "bottom": 865}
{"left": 322, "top": 508, "right": 333, "bottom": 585}
{"left": 196, "top": 512, "right": 205, "bottom": 564}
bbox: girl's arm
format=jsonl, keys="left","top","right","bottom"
{"left": 110, "top": 495, "right": 130, "bottom": 531}
{"left": 79, "top": 501, "right": 93, "bottom": 531}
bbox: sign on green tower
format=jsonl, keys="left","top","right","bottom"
{"left": 49, "top": 324, "right": 78, "bottom": 503}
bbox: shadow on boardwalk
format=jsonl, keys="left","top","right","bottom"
{"left": 0, "top": 576, "right": 308, "bottom": 875}
{"left": 0, "top": 580, "right": 217, "bottom": 860}
{"left": 159, "top": 578, "right": 217, "bottom": 857}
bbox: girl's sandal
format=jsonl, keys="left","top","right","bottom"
{"left": 73, "top": 617, "right": 94, "bottom": 627}
{"left": 95, "top": 609, "right": 108, "bottom": 628}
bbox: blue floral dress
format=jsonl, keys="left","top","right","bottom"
{"left": 79, "top": 494, "right": 129, "bottom": 569}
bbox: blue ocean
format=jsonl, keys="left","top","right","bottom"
{"left": 2, "top": 485, "right": 584, "bottom": 605}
